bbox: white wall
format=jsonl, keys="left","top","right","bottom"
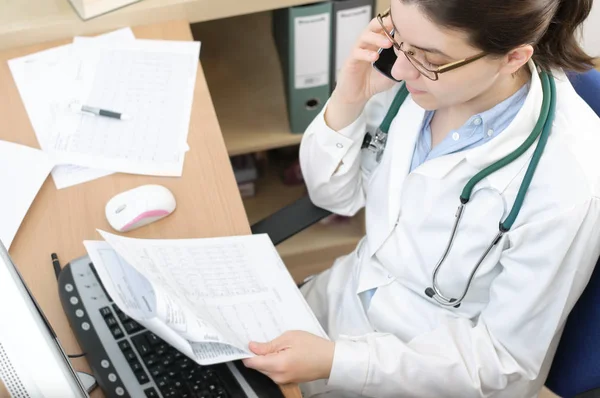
{"left": 582, "top": 0, "right": 600, "bottom": 57}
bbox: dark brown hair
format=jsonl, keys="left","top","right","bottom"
{"left": 402, "top": 0, "right": 596, "bottom": 72}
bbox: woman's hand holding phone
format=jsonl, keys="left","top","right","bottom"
{"left": 325, "top": 17, "right": 398, "bottom": 131}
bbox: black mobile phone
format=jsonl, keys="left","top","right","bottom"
{"left": 372, "top": 46, "right": 402, "bottom": 82}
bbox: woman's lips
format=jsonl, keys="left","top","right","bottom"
{"left": 406, "top": 84, "right": 426, "bottom": 94}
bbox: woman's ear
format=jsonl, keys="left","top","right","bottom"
{"left": 500, "top": 45, "right": 534, "bottom": 75}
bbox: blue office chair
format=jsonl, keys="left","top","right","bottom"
{"left": 251, "top": 67, "right": 600, "bottom": 398}
{"left": 566, "top": 68, "right": 600, "bottom": 117}
{"left": 544, "top": 68, "right": 600, "bottom": 398}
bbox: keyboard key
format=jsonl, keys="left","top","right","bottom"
{"left": 149, "top": 364, "right": 165, "bottom": 378}
{"left": 118, "top": 340, "right": 132, "bottom": 352}
{"left": 124, "top": 350, "right": 138, "bottom": 362}
{"left": 155, "top": 344, "right": 167, "bottom": 356}
{"left": 178, "top": 358, "right": 191, "bottom": 371}
{"left": 147, "top": 333, "right": 161, "bottom": 346}
{"left": 165, "top": 369, "right": 177, "bottom": 379}
{"left": 156, "top": 376, "right": 169, "bottom": 390}
{"left": 135, "top": 370, "right": 150, "bottom": 384}
{"left": 129, "top": 359, "right": 143, "bottom": 373}
{"left": 123, "top": 320, "right": 142, "bottom": 334}
{"left": 143, "top": 354, "right": 158, "bottom": 368}
{"left": 105, "top": 315, "right": 118, "bottom": 328}
{"left": 132, "top": 335, "right": 152, "bottom": 357}
{"left": 215, "top": 388, "right": 229, "bottom": 398}
{"left": 161, "top": 355, "right": 174, "bottom": 368}
{"left": 190, "top": 383, "right": 201, "bottom": 393}
{"left": 111, "top": 326, "right": 124, "bottom": 339}
{"left": 185, "top": 368, "right": 197, "bottom": 381}
{"left": 99, "top": 307, "right": 112, "bottom": 318}
{"left": 144, "top": 387, "right": 159, "bottom": 398}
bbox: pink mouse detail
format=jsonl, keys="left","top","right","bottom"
{"left": 121, "top": 210, "right": 170, "bottom": 231}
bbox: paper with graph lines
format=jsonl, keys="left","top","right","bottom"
{"left": 84, "top": 231, "right": 327, "bottom": 365}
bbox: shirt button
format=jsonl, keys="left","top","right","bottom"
{"left": 473, "top": 117, "right": 482, "bottom": 126}
{"left": 487, "top": 129, "right": 494, "bottom": 137}
{"left": 452, "top": 132, "right": 460, "bottom": 141}
{"left": 336, "top": 143, "right": 344, "bottom": 149}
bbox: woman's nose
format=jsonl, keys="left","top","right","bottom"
{"left": 391, "top": 53, "right": 421, "bottom": 81}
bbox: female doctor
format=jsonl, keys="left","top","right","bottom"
{"left": 243, "top": 0, "right": 600, "bottom": 396}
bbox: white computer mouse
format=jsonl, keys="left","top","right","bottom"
{"left": 105, "top": 184, "right": 176, "bottom": 232}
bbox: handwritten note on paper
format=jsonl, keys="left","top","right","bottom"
{"left": 84, "top": 231, "right": 327, "bottom": 365}
{"left": 50, "top": 39, "right": 200, "bottom": 176}
{"left": 0, "top": 141, "right": 54, "bottom": 249}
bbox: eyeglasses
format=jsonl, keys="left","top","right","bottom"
{"left": 376, "top": 8, "right": 487, "bottom": 81}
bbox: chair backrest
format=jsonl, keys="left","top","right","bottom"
{"left": 567, "top": 68, "right": 600, "bottom": 116}
{"left": 545, "top": 69, "right": 600, "bottom": 398}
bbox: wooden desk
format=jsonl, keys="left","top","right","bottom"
{"left": 0, "top": 19, "right": 300, "bottom": 398}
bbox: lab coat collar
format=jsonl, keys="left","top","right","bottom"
{"left": 383, "top": 93, "right": 425, "bottom": 227}
{"left": 465, "top": 60, "right": 542, "bottom": 171}
{"left": 412, "top": 60, "right": 544, "bottom": 189}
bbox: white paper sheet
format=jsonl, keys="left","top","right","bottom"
{"left": 83, "top": 240, "right": 197, "bottom": 360}
{"left": 50, "top": 39, "right": 200, "bottom": 176}
{"left": 83, "top": 230, "right": 327, "bottom": 365}
{"left": 0, "top": 141, "right": 54, "bottom": 248}
{"left": 7, "top": 28, "right": 135, "bottom": 189}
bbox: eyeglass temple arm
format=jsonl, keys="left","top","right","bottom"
{"left": 435, "top": 53, "right": 488, "bottom": 74}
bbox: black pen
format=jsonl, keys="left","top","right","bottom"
{"left": 51, "top": 252, "right": 62, "bottom": 279}
{"left": 70, "top": 103, "right": 131, "bottom": 120}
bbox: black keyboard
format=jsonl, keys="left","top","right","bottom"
{"left": 58, "top": 256, "right": 285, "bottom": 398}
{"left": 99, "top": 304, "right": 232, "bottom": 398}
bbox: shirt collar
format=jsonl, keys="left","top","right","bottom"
{"left": 466, "top": 60, "right": 544, "bottom": 170}
{"left": 420, "top": 77, "right": 530, "bottom": 146}
{"left": 470, "top": 81, "right": 530, "bottom": 140}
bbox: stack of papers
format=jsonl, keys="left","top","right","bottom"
{"left": 85, "top": 231, "right": 328, "bottom": 365}
{"left": 0, "top": 141, "right": 54, "bottom": 249}
{"left": 9, "top": 28, "right": 201, "bottom": 189}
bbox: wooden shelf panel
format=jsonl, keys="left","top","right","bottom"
{"left": 0, "top": 0, "right": 322, "bottom": 51}
{"left": 192, "top": 12, "right": 303, "bottom": 156}
{"left": 277, "top": 217, "right": 363, "bottom": 260}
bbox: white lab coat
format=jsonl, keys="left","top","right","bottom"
{"left": 297, "top": 61, "right": 600, "bottom": 398}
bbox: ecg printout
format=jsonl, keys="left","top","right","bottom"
{"left": 7, "top": 28, "right": 135, "bottom": 189}
{"left": 84, "top": 230, "right": 327, "bottom": 365}
{"left": 51, "top": 39, "right": 200, "bottom": 176}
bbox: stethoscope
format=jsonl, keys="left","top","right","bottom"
{"left": 361, "top": 70, "right": 557, "bottom": 308}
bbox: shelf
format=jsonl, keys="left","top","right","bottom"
{"left": 243, "top": 164, "right": 308, "bottom": 226}
{"left": 0, "top": 0, "right": 323, "bottom": 51}
{"left": 242, "top": 165, "right": 364, "bottom": 281}
{"left": 192, "top": 11, "right": 303, "bottom": 156}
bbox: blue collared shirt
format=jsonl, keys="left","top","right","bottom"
{"left": 359, "top": 82, "right": 530, "bottom": 310}
{"left": 410, "top": 82, "right": 530, "bottom": 172}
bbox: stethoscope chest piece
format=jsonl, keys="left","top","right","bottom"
{"left": 361, "top": 128, "right": 388, "bottom": 163}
